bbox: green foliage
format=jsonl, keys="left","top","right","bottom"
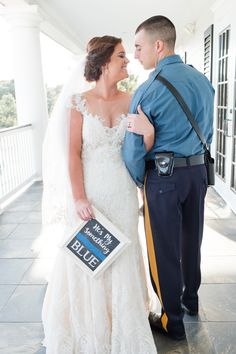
{"left": 118, "top": 74, "right": 138, "bottom": 94}
{"left": 0, "top": 80, "right": 17, "bottom": 128}
{"left": 46, "top": 84, "right": 62, "bottom": 116}
{"left": 0, "top": 80, "right": 15, "bottom": 100}
{"left": 0, "top": 80, "right": 63, "bottom": 128}
{"left": 0, "top": 93, "right": 17, "bottom": 128}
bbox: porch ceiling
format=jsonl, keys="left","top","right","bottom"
{"left": 4, "top": 0, "right": 216, "bottom": 53}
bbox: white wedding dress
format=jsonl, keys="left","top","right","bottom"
{"left": 42, "top": 94, "right": 157, "bottom": 354}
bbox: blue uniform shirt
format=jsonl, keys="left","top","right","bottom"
{"left": 122, "top": 55, "right": 215, "bottom": 187}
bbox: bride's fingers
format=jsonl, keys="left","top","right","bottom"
{"left": 77, "top": 207, "right": 90, "bottom": 221}
{"left": 127, "top": 116, "right": 141, "bottom": 133}
{"left": 77, "top": 210, "right": 86, "bottom": 220}
{"left": 75, "top": 199, "right": 94, "bottom": 220}
{"left": 82, "top": 208, "right": 91, "bottom": 220}
{"left": 127, "top": 112, "right": 153, "bottom": 136}
{"left": 84, "top": 207, "right": 93, "bottom": 220}
{"left": 127, "top": 114, "right": 136, "bottom": 130}
{"left": 87, "top": 205, "right": 95, "bottom": 218}
{"left": 127, "top": 117, "right": 135, "bottom": 131}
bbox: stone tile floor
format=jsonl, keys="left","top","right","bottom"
{"left": 0, "top": 182, "right": 235, "bottom": 353}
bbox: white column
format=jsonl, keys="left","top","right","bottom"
{"left": 4, "top": 5, "right": 48, "bottom": 180}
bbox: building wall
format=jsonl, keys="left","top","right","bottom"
{"left": 212, "top": 0, "right": 236, "bottom": 213}
{"left": 179, "top": 10, "right": 214, "bottom": 72}
{"left": 180, "top": 0, "right": 236, "bottom": 213}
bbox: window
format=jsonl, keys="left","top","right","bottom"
{"left": 216, "top": 28, "right": 230, "bottom": 180}
{"left": 204, "top": 25, "right": 214, "bottom": 83}
{"left": 231, "top": 59, "right": 236, "bottom": 192}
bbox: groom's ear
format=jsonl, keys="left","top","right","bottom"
{"left": 155, "top": 40, "right": 164, "bottom": 53}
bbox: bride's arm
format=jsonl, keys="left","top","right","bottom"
{"left": 69, "top": 108, "right": 94, "bottom": 220}
{"left": 126, "top": 105, "right": 155, "bottom": 152}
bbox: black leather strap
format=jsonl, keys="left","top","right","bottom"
{"left": 156, "top": 74, "right": 207, "bottom": 149}
{"left": 146, "top": 154, "right": 205, "bottom": 170}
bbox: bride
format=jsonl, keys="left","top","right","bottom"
{"left": 42, "top": 35, "right": 157, "bottom": 354}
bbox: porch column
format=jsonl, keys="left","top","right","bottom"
{"left": 4, "top": 5, "right": 48, "bottom": 180}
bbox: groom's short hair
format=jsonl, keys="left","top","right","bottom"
{"left": 136, "top": 15, "right": 176, "bottom": 49}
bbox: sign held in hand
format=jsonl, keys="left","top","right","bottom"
{"left": 61, "top": 207, "right": 130, "bottom": 278}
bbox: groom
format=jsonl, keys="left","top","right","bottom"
{"left": 123, "top": 15, "right": 214, "bottom": 340}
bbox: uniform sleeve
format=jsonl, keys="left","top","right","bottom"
{"left": 122, "top": 131, "right": 146, "bottom": 188}
{"left": 122, "top": 77, "right": 156, "bottom": 187}
{"left": 206, "top": 84, "right": 215, "bottom": 145}
{"left": 207, "top": 125, "right": 214, "bottom": 145}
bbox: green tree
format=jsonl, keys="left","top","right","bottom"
{"left": 0, "top": 80, "right": 15, "bottom": 99}
{"left": 0, "top": 80, "right": 65, "bottom": 128}
{"left": 0, "top": 93, "right": 17, "bottom": 128}
{"left": 46, "top": 85, "right": 62, "bottom": 116}
{"left": 118, "top": 74, "right": 139, "bottom": 93}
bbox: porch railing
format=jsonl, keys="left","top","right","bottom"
{"left": 0, "top": 124, "right": 36, "bottom": 206}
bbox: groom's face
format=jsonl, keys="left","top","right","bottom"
{"left": 134, "top": 29, "right": 158, "bottom": 70}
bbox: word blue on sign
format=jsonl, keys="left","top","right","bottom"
{"left": 76, "top": 232, "right": 106, "bottom": 261}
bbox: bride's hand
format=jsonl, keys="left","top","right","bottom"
{"left": 75, "top": 198, "right": 94, "bottom": 221}
{"left": 127, "top": 105, "right": 154, "bottom": 137}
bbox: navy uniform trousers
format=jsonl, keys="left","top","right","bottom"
{"left": 144, "top": 163, "right": 208, "bottom": 336}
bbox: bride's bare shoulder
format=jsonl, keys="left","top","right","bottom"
{"left": 118, "top": 91, "right": 132, "bottom": 112}
{"left": 80, "top": 89, "right": 94, "bottom": 99}
{"left": 119, "top": 91, "right": 131, "bottom": 98}
{"left": 118, "top": 91, "right": 132, "bottom": 103}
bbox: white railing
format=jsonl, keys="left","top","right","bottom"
{"left": 0, "top": 124, "right": 36, "bottom": 205}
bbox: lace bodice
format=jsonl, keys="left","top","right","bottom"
{"left": 70, "top": 94, "right": 128, "bottom": 164}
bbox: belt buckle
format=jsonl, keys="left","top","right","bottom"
{"left": 155, "top": 152, "right": 174, "bottom": 176}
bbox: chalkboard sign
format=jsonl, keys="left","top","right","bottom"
{"left": 61, "top": 207, "right": 130, "bottom": 278}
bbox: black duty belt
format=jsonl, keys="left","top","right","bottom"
{"left": 146, "top": 154, "right": 205, "bottom": 170}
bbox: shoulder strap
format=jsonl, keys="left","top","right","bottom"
{"left": 156, "top": 74, "right": 207, "bottom": 149}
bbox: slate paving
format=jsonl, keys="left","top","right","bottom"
{"left": 0, "top": 182, "right": 235, "bottom": 353}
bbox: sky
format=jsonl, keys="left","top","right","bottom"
{"left": 0, "top": 16, "right": 149, "bottom": 87}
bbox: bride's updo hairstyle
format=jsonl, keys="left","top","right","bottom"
{"left": 84, "top": 36, "right": 121, "bottom": 82}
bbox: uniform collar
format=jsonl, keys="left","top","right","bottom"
{"left": 131, "top": 55, "right": 183, "bottom": 111}
{"left": 150, "top": 54, "right": 183, "bottom": 79}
